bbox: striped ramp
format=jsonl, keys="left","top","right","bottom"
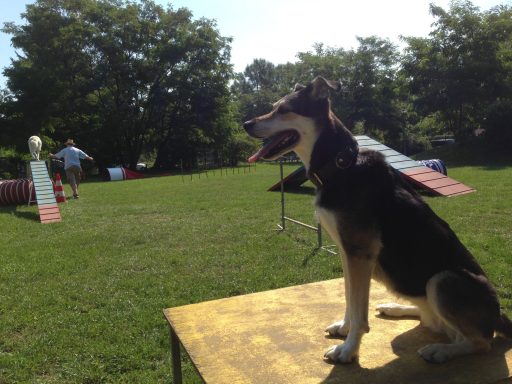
{"left": 355, "top": 135, "right": 475, "bottom": 197}
{"left": 30, "top": 161, "right": 62, "bottom": 224}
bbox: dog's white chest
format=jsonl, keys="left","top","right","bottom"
{"left": 316, "top": 206, "right": 342, "bottom": 248}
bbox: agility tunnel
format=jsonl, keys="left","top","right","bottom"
{"left": 417, "top": 159, "right": 447, "bottom": 175}
{"left": 102, "top": 167, "right": 145, "bottom": 181}
{"left": 0, "top": 179, "right": 36, "bottom": 205}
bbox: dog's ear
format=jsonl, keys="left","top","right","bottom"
{"left": 293, "top": 83, "right": 306, "bottom": 92}
{"left": 309, "top": 76, "right": 342, "bottom": 99}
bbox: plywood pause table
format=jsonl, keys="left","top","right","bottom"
{"left": 163, "top": 279, "right": 512, "bottom": 383}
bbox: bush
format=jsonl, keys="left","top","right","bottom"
{"left": 483, "top": 99, "right": 512, "bottom": 149}
{"left": 0, "top": 147, "right": 24, "bottom": 179}
{"left": 222, "top": 133, "right": 260, "bottom": 166}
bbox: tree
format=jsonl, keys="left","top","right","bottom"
{"left": 243, "top": 58, "right": 277, "bottom": 92}
{"left": 232, "top": 59, "right": 283, "bottom": 124}
{"left": 233, "top": 39, "right": 405, "bottom": 149}
{"left": 2, "top": 0, "right": 236, "bottom": 169}
{"left": 402, "top": 1, "right": 512, "bottom": 140}
{"left": 295, "top": 38, "right": 404, "bottom": 146}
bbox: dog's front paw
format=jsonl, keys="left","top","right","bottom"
{"left": 325, "top": 320, "right": 350, "bottom": 337}
{"left": 418, "top": 343, "right": 451, "bottom": 363}
{"left": 324, "top": 343, "right": 358, "bottom": 364}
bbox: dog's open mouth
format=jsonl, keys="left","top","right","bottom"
{"left": 248, "top": 130, "right": 299, "bottom": 163}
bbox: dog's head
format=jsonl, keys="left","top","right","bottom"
{"left": 243, "top": 76, "right": 348, "bottom": 168}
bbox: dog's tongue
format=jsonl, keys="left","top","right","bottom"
{"left": 248, "top": 148, "right": 265, "bottom": 163}
{"left": 247, "top": 131, "right": 289, "bottom": 163}
{"left": 248, "top": 140, "right": 272, "bottom": 163}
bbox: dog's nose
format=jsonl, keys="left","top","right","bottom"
{"left": 243, "top": 120, "right": 255, "bottom": 132}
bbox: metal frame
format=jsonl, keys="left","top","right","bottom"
{"left": 276, "top": 159, "right": 337, "bottom": 255}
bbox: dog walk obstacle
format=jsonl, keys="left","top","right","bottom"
{"left": 268, "top": 165, "right": 307, "bottom": 192}
{"left": 356, "top": 135, "right": 475, "bottom": 197}
{"left": 268, "top": 136, "right": 475, "bottom": 197}
{"left": 164, "top": 278, "right": 512, "bottom": 384}
{"left": 29, "top": 161, "right": 62, "bottom": 224}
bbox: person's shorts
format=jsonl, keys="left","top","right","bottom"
{"left": 65, "top": 165, "right": 81, "bottom": 186}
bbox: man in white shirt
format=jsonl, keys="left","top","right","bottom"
{"left": 49, "top": 139, "right": 94, "bottom": 199}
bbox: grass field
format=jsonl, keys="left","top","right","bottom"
{"left": 1, "top": 157, "right": 511, "bottom": 383}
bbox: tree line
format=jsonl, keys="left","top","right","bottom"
{"left": 0, "top": 0, "right": 511, "bottom": 172}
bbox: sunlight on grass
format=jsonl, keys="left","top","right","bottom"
{"left": 0, "top": 162, "right": 511, "bottom": 382}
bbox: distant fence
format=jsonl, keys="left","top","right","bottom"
{"left": 178, "top": 160, "right": 256, "bottom": 182}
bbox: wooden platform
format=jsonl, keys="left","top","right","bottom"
{"left": 164, "top": 279, "right": 511, "bottom": 384}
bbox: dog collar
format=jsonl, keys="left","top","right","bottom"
{"left": 308, "top": 146, "right": 358, "bottom": 188}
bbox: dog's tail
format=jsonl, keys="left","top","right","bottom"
{"left": 497, "top": 312, "right": 512, "bottom": 338}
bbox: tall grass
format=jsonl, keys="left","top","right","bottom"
{"left": 0, "top": 161, "right": 510, "bottom": 383}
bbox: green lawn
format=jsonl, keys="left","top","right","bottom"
{"left": 0, "top": 160, "right": 511, "bottom": 383}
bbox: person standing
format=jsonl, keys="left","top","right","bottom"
{"left": 49, "top": 139, "right": 94, "bottom": 199}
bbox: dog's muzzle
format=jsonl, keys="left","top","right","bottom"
{"left": 243, "top": 120, "right": 258, "bottom": 137}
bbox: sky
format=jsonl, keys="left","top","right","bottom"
{"left": 0, "top": 0, "right": 510, "bottom": 88}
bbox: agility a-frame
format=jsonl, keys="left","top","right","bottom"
{"left": 270, "top": 135, "right": 475, "bottom": 197}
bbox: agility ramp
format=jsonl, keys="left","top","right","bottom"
{"left": 268, "top": 165, "right": 307, "bottom": 192}
{"left": 29, "top": 161, "right": 61, "bottom": 224}
{"left": 355, "top": 135, "right": 475, "bottom": 197}
{"left": 268, "top": 136, "right": 474, "bottom": 197}
{"left": 164, "top": 279, "right": 511, "bottom": 384}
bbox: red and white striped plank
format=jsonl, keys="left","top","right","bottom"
{"left": 355, "top": 136, "right": 475, "bottom": 197}
{"left": 38, "top": 203, "right": 62, "bottom": 224}
{"left": 401, "top": 167, "right": 475, "bottom": 197}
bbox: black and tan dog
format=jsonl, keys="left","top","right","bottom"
{"left": 243, "top": 76, "right": 512, "bottom": 364}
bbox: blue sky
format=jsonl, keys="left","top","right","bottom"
{"left": 1, "top": 0, "right": 510, "bottom": 88}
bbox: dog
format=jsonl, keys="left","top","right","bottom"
{"left": 244, "top": 76, "right": 512, "bottom": 364}
{"left": 28, "top": 136, "right": 42, "bottom": 161}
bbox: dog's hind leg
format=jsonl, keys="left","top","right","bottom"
{"left": 418, "top": 270, "right": 499, "bottom": 363}
{"left": 377, "top": 303, "right": 420, "bottom": 317}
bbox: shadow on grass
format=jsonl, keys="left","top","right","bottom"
{"left": 268, "top": 185, "right": 316, "bottom": 196}
{"left": 0, "top": 205, "right": 40, "bottom": 222}
{"left": 302, "top": 247, "right": 321, "bottom": 267}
